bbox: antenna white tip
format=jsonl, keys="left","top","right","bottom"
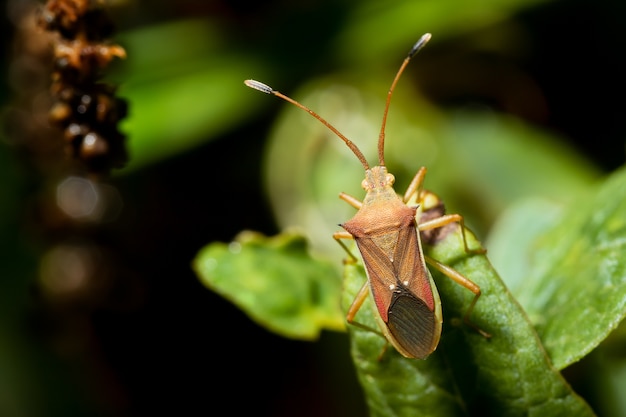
{"left": 244, "top": 79, "right": 274, "bottom": 94}
{"left": 408, "top": 33, "right": 432, "bottom": 58}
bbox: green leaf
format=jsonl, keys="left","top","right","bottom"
{"left": 490, "top": 167, "right": 626, "bottom": 370}
{"left": 343, "top": 227, "right": 595, "bottom": 416}
{"left": 193, "top": 230, "right": 344, "bottom": 340}
{"left": 485, "top": 197, "right": 563, "bottom": 299}
{"left": 111, "top": 19, "right": 271, "bottom": 172}
{"left": 441, "top": 112, "right": 600, "bottom": 214}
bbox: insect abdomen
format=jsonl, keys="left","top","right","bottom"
{"left": 387, "top": 286, "right": 440, "bottom": 359}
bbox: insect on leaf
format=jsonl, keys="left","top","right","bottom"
{"left": 343, "top": 226, "right": 596, "bottom": 417}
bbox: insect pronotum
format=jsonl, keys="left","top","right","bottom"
{"left": 245, "top": 33, "right": 490, "bottom": 359}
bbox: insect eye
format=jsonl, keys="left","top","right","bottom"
{"left": 386, "top": 173, "right": 395, "bottom": 186}
{"left": 361, "top": 178, "right": 370, "bottom": 190}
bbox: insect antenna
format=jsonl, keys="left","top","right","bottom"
{"left": 378, "top": 33, "right": 431, "bottom": 167}
{"left": 244, "top": 79, "right": 370, "bottom": 171}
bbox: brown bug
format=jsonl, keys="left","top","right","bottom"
{"left": 245, "top": 33, "right": 489, "bottom": 359}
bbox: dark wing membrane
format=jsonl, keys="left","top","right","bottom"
{"left": 387, "top": 286, "right": 437, "bottom": 359}
{"left": 354, "top": 237, "right": 397, "bottom": 322}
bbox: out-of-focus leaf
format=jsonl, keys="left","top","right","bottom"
{"left": 441, "top": 112, "right": 600, "bottom": 217}
{"left": 485, "top": 197, "right": 563, "bottom": 299}
{"left": 112, "top": 19, "right": 271, "bottom": 172}
{"left": 334, "top": 0, "right": 549, "bottom": 64}
{"left": 193, "top": 230, "right": 344, "bottom": 340}
{"left": 489, "top": 167, "right": 626, "bottom": 370}
{"left": 343, "top": 226, "right": 595, "bottom": 417}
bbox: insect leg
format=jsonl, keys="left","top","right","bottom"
{"left": 418, "top": 214, "right": 487, "bottom": 255}
{"left": 344, "top": 275, "right": 388, "bottom": 354}
{"left": 333, "top": 231, "right": 364, "bottom": 318}
{"left": 339, "top": 192, "right": 363, "bottom": 209}
{"left": 402, "top": 166, "right": 427, "bottom": 203}
{"left": 333, "top": 231, "right": 359, "bottom": 262}
{"left": 424, "top": 255, "right": 491, "bottom": 338}
{"left": 345, "top": 280, "right": 371, "bottom": 324}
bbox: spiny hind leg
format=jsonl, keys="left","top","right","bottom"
{"left": 425, "top": 255, "right": 491, "bottom": 338}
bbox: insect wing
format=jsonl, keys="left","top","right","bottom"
{"left": 387, "top": 284, "right": 440, "bottom": 358}
{"left": 389, "top": 222, "right": 442, "bottom": 358}
{"left": 353, "top": 221, "right": 442, "bottom": 358}
{"left": 352, "top": 236, "right": 396, "bottom": 322}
